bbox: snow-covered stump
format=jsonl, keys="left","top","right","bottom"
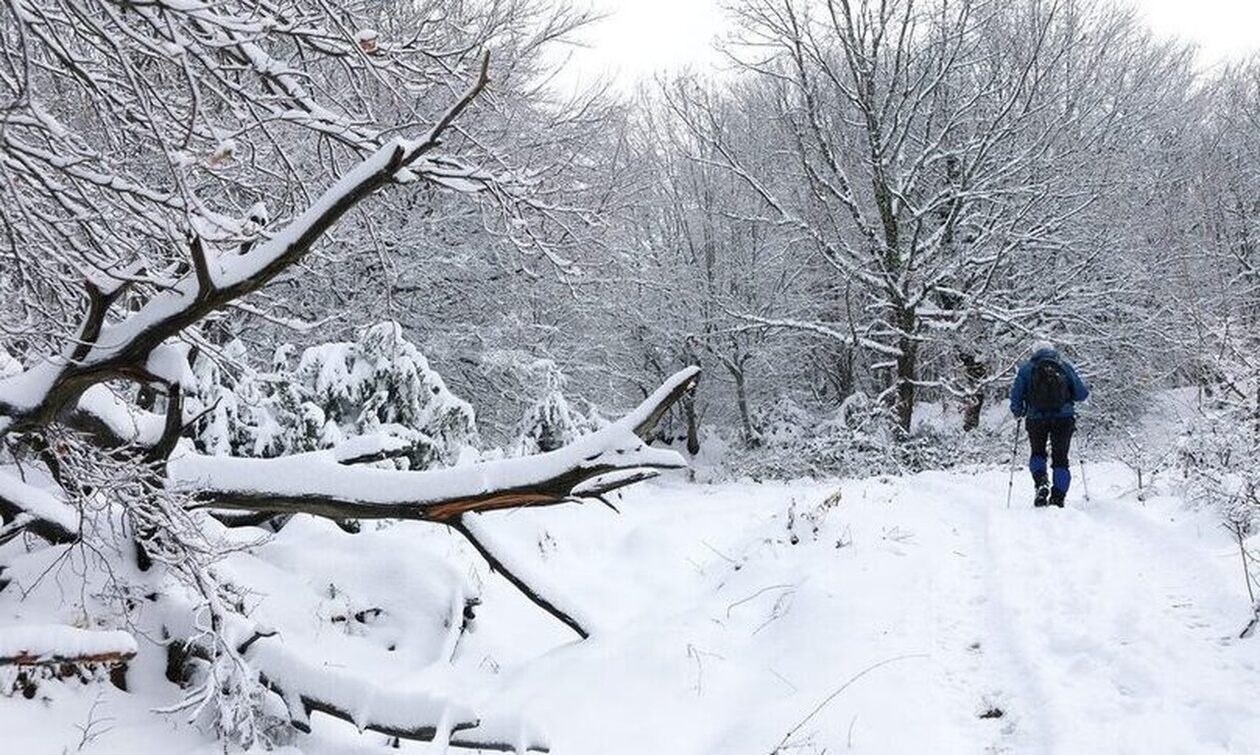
{"left": 0, "top": 626, "right": 136, "bottom": 696}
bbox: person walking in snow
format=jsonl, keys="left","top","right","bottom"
{"left": 1009, "top": 339, "right": 1089, "bottom": 508}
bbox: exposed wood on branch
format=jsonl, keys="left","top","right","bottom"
{"left": 632, "top": 365, "right": 707, "bottom": 438}
{"left": 0, "top": 649, "right": 135, "bottom": 666}
{"left": 0, "top": 626, "right": 136, "bottom": 692}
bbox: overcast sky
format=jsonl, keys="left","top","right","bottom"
{"left": 556, "top": 0, "right": 1259, "bottom": 91}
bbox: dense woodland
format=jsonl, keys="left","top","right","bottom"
{"left": 0, "top": 0, "right": 1257, "bottom": 750}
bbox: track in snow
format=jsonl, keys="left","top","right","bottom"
{"left": 466, "top": 462, "right": 1260, "bottom": 754}
{"left": 981, "top": 482, "right": 1260, "bottom": 754}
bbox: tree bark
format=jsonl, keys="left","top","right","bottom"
{"left": 894, "top": 308, "right": 918, "bottom": 435}
{"left": 729, "top": 362, "right": 757, "bottom": 447}
{"left": 959, "top": 351, "right": 988, "bottom": 432}
{"left": 683, "top": 393, "right": 701, "bottom": 456}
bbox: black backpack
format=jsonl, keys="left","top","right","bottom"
{"left": 1027, "top": 359, "right": 1072, "bottom": 412}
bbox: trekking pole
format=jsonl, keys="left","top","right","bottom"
{"left": 1078, "top": 424, "right": 1092, "bottom": 505}
{"left": 1006, "top": 418, "right": 1022, "bottom": 509}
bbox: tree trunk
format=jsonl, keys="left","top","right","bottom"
{"left": 895, "top": 309, "right": 918, "bottom": 435}
{"left": 959, "top": 351, "right": 988, "bottom": 432}
{"left": 683, "top": 393, "right": 700, "bottom": 456}
{"left": 727, "top": 361, "right": 756, "bottom": 447}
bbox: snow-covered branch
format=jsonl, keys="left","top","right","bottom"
{"left": 171, "top": 367, "right": 701, "bottom": 523}
{"left": 0, "top": 469, "right": 79, "bottom": 544}
{"left": 0, "top": 626, "right": 136, "bottom": 667}
{"left": 0, "top": 49, "right": 491, "bottom": 437}
{"left": 247, "top": 638, "right": 548, "bottom": 751}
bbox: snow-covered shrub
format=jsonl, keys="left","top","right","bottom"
{"left": 1177, "top": 395, "right": 1260, "bottom": 527}
{"left": 453, "top": 349, "right": 607, "bottom": 448}
{"left": 715, "top": 392, "right": 1009, "bottom": 481}
{"left": 0, "top": 345, "right": 20, "bottom": 379}
{"left": 297, "top": 322, "right": 479, "bottom": 468}
{"left": 750, "top": 396, "right": 815, "bottom": 447}
{"left": 187, "top": 341, "right": 253, "bottom": 457}
{"left": 187, "top": 323, "right": 478, "bottom": 469}
{"left": 1164, "top": 332, "right": 1260, "bottom": 526}
{"left": 511, "top": 360, "right": 600, "bottom": 455}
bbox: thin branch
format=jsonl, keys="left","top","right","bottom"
{"left": 771, "top": 654, "right": 927, "bottom": 753}
{"left": 450, "top": 515, "right": 588, "bottom": 640}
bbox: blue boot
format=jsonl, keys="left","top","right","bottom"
{"left": 1050, "top": 467, "right": 1071, "bottom": 508}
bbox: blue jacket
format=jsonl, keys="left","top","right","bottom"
{"left": 1009, "top": 349, "right": 1089, "bottom": 419}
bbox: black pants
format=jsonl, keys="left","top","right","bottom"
{"left": 1025, "top": 416, "right": 1075, "bottom": 492}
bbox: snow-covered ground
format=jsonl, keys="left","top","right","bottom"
{"left": 4, "top": 460, "right": 1260, "bottom": 754}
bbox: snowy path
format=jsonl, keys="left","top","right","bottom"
{"left": 983, "top": 489, "right": 1260, "bottom": 754}
{"left": 461, "top": 464, "right": 1260, "bottom": 754}
{"left": 4, "top": 462, "right": 1259, "bottom": 754}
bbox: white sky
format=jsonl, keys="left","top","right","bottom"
{"left": 557, "top": 0, "right": 1259, "bottom": 90}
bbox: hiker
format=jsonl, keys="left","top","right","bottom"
{"left": 1009, "top": 339, "right": 1089, "bottom": 508}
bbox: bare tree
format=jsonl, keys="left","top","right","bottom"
{"left": 660, "top": 0, "right": 1192, "bottom": 432}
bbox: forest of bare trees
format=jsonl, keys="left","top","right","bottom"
{"left": 0, "top": 0, "right": 1256, "bottom": 750}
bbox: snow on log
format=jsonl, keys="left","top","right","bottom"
{"left": 246, "top": 638, "right": 548, "bottom": 751}
{"left": 0, "top": 470, "right": 79, "bottom": 544}
{"left": 171, "top": 367, "right": 701, "bottom": 524}
{"left": 331, "top": 431, "right": 412, "bottom": 465}
{"left": 0, "top": 626, "right": 136, "bottom": 666}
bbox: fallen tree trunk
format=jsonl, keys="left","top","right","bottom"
{"left": 0, "top": 626, "right": 137, "bottom": 666}
{"left": 173, "top": 367, "right": 701, "bottom": 524}
{"left": 175, "top": 367, "right": 699, "bottom": 641}
{"left": 0, "top": 626, "right": 136, "bottom": 693}
{"left": 0, "top": 649, "right": 135, "bottom": 666}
